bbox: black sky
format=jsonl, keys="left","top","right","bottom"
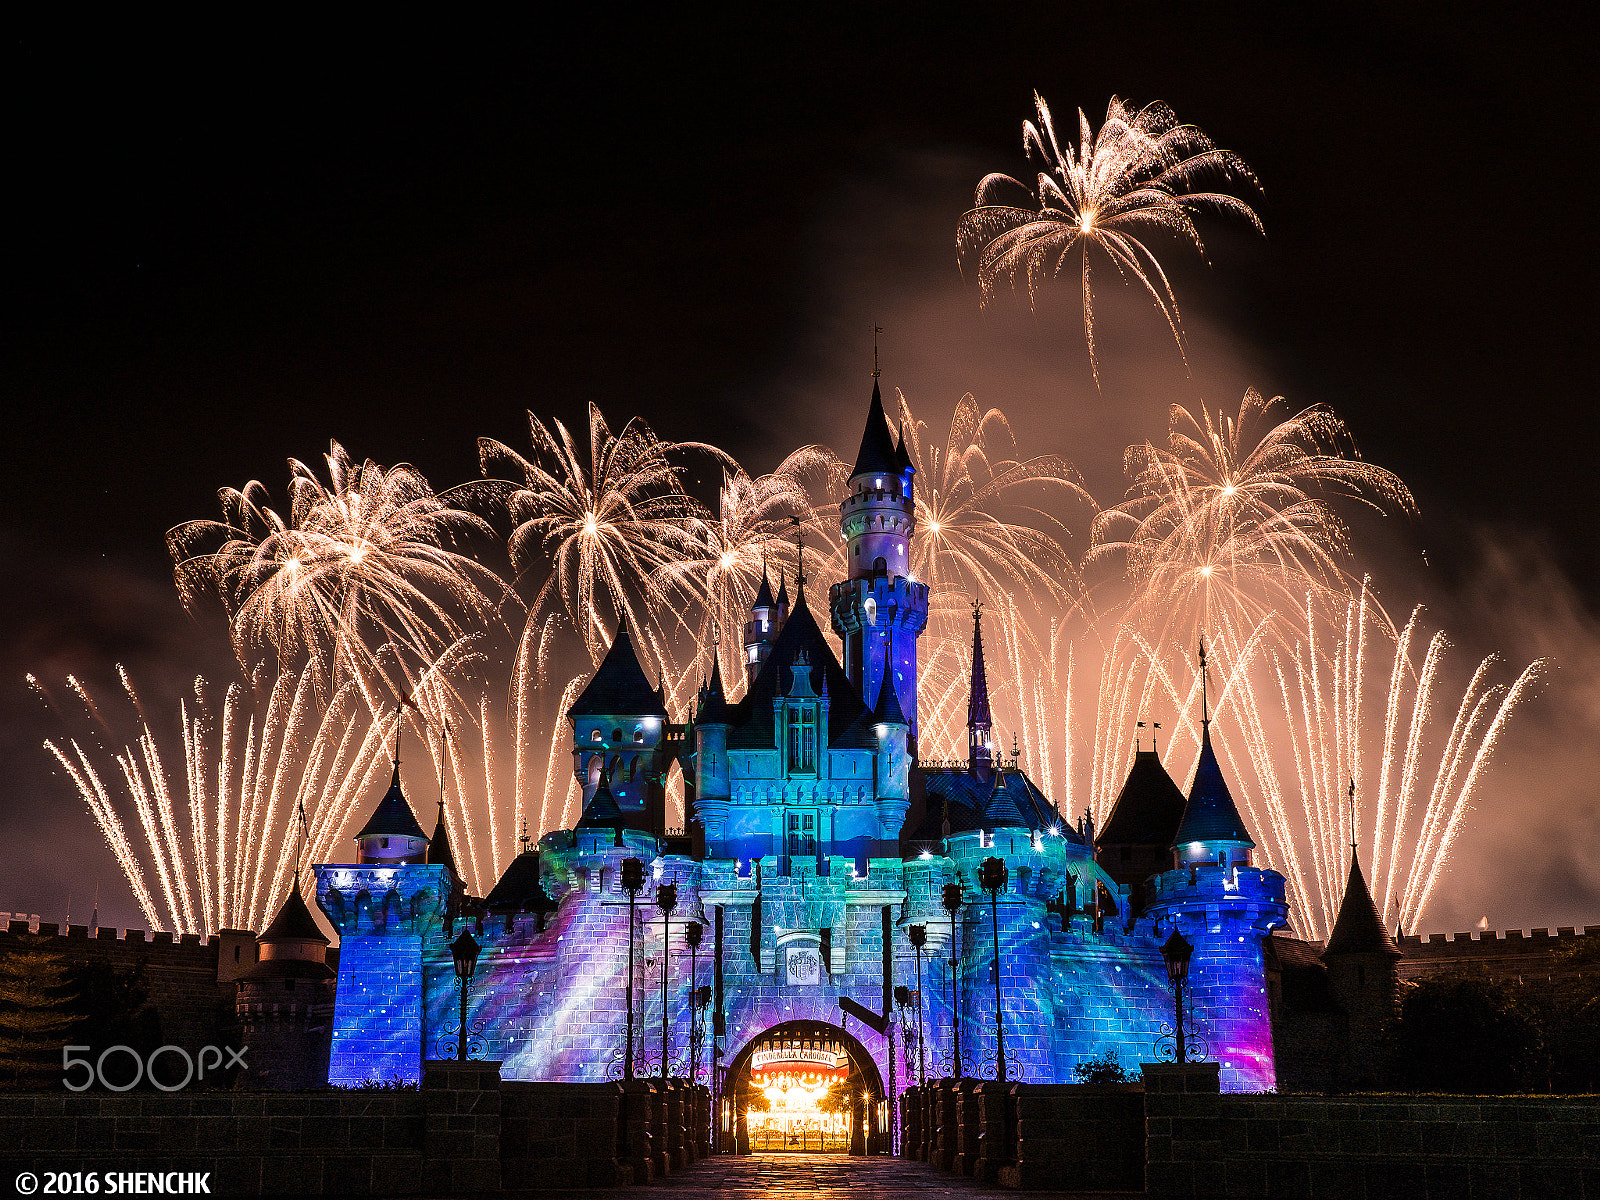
{"left": 3, "top": 7, "right": 1597, "bottom": 930}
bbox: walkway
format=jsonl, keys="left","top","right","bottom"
{"left": 503, "top": 1153, "right": 1139, "bottom": 1199}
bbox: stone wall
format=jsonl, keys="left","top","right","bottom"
{"left": 1144, "top": 1063, "right": 1600, "bottom": 1200}
{"left": 2, "top": 1064, "right": 711, "bottom": 1194}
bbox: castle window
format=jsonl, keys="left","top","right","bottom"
{"left": 787, "top": 812, "right": 817, "bottom": 856}
{"left": 591, "top": 730, "right": 602, "bottom": 742}
{"left": 380, "top": 838, "right": 389, "bottom": 849}
{"left": 787, "top": 708, "right": 817, "bottom": 773}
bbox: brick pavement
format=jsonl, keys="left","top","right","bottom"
{"left": 500, "top": 1152, "right": 1139, "bottom": 1199}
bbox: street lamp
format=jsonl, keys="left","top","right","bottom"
{"left": 449, "top": 928, "right": 481, "bottom": 1062}
{"left": 656, "top": 881, "right": 678, "bottom": 1080}
{"left": 940, "top": 881, "right": 963, "bottom": 1078}
{"left": 1160, "top": 928, "right": 1196, "bottom": 1064}
{"left": 620, "top": 856, "right": 645, "bottom": 1080}
{"left": 685, "top": 920, "right": 704, "bottom": 1085}
{"left": 978, "top": 856, "right": 1008, "bottom": 1083}
{"left": 907, "top": 924, "right": 927, "bottom": 1085}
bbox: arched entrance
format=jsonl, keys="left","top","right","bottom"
{"left": 722, "top": 1020, "right": 886, "bottom": 1154}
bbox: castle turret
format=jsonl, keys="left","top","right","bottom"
{"left": 967, "top": 603, "right": 995, "bottom": 782}
{"left": 692, "top": 656, "right": 734, "bottom": 844}
{"left": 1323, "top": 847, "right": 1403, "bottom": 1087}
{"left": 316, "top": 764, "right": 454, "bottom": 1086}
{"left": 1097, "top": 745, "right": 1187, "bottom": 913}
{"left": 1145, "top": 677, "right": 1288, "bottom": 1092}
{"left": 235, "top": 880, "right": 334, "bottom": 1089}
{"left": 829, "top": 378, "right": 929, "bottom": 743}
{"left": 356, "top": 765, "right": 429, "bottom": 865}
{"left": 745, "top": 566, "right": 781, "bottom": 685}
{"left": 872, "top": 674, "right": 910, "bottom": 835}
{"left": 568, "top": 621, "right": 671, "bottom": 835}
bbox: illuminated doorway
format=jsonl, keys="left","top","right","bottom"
{"left": 723, "top": 1020, "right": 885, "bottom": 1154}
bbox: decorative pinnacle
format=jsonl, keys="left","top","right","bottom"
{"left": 872, "top": 324, "right": 883, "bottom": 378}
{"left": 1348, "top": 779, "right": 1357, "bottom": 853}
{"left": 789, "top": 515, "right": 806, "bottom": 592}
{"left": 1197, "top": 638, "right": 1209, "bottom": 726}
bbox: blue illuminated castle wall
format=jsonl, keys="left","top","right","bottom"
{"left": 313, "top": 380, "right": 1290, "bottom": 1095}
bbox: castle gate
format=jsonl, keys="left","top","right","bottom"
{"left": 722, "top": 1020, "right": 887, "bottom": 1153}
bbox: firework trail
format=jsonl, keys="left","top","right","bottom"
{"left": 958, "top": 92, "right": 1263, "bottom": 384}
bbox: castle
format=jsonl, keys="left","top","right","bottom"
{"left": 300, "top": 378, "right": 1294, "bottom": 1103}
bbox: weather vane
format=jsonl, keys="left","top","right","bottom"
{"left": 789, "top": 515, "right": 806, "bottom": 591}
{"left": 872, "top": 324, "right": 883, "bottom": 378}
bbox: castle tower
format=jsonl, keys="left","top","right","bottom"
{"left": 872, "top": 674, "right": 910, "bottom": 836}
{"left": 829, "top": 378, "right": 929, "bottom": 742}
{"left": 315, "top": 762, "right": 454, "bottom": 1086}
{"left": 234, "top": 880, "right": 334, "bottom": 1089}
{"left": 568, "top": 621, "right": 671, "bottom": 836}
{"left": 1145, "top": 699, "right": 1288, "bottom": 1092}
{"left": 744, "top": 566, "right": 781, "bottom": 685}
{"left": 1323, "top": 847, "right": 1404, "bottom": 1088}
{"left": 692, "top": 656, "right": 734, "bottom": 844}
{"left": 1096, "top": 745, "right": 1187, "bottom": 914}
{"left": 967, "top": 603, "right": 994, "bottom": 782}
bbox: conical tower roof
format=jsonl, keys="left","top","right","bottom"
{"left": 753, "top": 565, "right": 776, "bottom": 610}
{"left": 259, "top": 878, "right": 328, "bottom": 945}
{"left": 428, "top": 799, "right": 457, "bottom": 877}
{"left": 851, "top": 380, "right": 899, "bottom": 479}
{"left": 775, "top": 572, "right": 790, "bottom": 610}
{"left": 1323, "top": 854, "right": 1402, "bottom": 958}
{"left": 568, "top": 622, "right": 668, "bottom": 718}
{"left": 1099, "top": 750, "right": 1187, "bottom": 848}
{"left": 356, "top": 764, "right": 428, "bottom": 841}
{"left": 1172, "top": 726, "right": 1255, "bottom": 849}
{"left": 699, "top": 654, "right": 733, "bottom": 725}
{"left": 576, "top": 769, "right": 625, "bottom": 828}
{"left": 981, "top": 770, "right": 1031, "bottom": 830}
{"left": 873, "top": 674, "right": 907, "bottom": 727}
{"left": 894, "top": 425, "right": 914, "bottom": 475}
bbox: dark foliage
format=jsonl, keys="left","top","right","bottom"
{"left": 1397, "top": 975, "right": 1542, "bottom": 1092}
{"left": 1073, "top": 1049, "right": 1134, "bottom": 1085}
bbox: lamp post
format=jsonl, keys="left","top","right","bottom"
{"left": 656, "top": 881, "right": 678, "bottom": 1080}
{"left": 685, "top": 920, "right": 704, "bottom": 1085}
{"left": 940, "top": 881, "right": 963, "bottom": 1078}
{"left": 620, "top": 856, "right": 645, "bottom": 1080}
{"left": 449, "top": 928, "right": 481, "bottom": 1062}
{"left": 907, "top": 924, "right": 927, "bottom": 1085}
{"left": 978, "top": 856, "right": 1008, "bottom": 1083}
{"left": 1160, "top": 928, "right": 1195, "bottom": 1064}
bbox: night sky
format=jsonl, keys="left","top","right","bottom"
{"left": 4, "top": 8, "right": 1596, "bottom": 933}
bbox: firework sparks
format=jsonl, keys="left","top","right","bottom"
{"left": 167, "top": 442, "right": 504, "bottom": 692}
{"left": 958, "top": 92, "right": 1263, "bottom": 383}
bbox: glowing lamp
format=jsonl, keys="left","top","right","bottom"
{"left": 450, "top": 929, "right": 481, "bottom": 982}
{"left": 1160, "top": 928, "right": 1193, "bottom": 987}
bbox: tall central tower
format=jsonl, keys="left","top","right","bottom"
{"left": 829, "top": 378, "right": 929, "bottom": 744}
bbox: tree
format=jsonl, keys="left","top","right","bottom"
{"left": 1073, "top": 1049, "right": 1134, "bottom": 1085}
{"left": 1397, "top": 975, "right": 1541, "bottom": 1093}
{"left": 72, "top": 959, "right": 164, "bottom": 1088}
{"left": 0, "top": 935, "right": 80, "bottom": 1089}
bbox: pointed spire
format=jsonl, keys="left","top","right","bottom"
{"left": 753, "top": 562, "right": 775, "bottom": 610}
{"left": 775, "top": 571, "right": 790, "bottom": 612}
{"left": 428, "top": 796, "right": 457, "bottom": 877}
{"left": 568, "top": 621, "right": 669, "bottom": 718}
{"left": 873, "top": 674, "right": 907, "bottom": 727}
{"left": 1324, "top": 852, "right": 1402, "bottom": 958}
{"left": 894, "top": 423, "right": 913, "bottom": 476}
{"left": 1172, "top": 723, "right": 1255, "bottom": 852}
{"left": 355, "top": 761, "right": 428, "bottom": 844}
{"left": 259, "top": 875, "right": 329, "bottom": 945}
{"left": 968, "top": 600, "right": 994, "bottom": 774}
{"left": 851, "top": 379, "right": 899, "bottom": 479}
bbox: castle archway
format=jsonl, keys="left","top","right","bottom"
{"left": 722, "top": 1020, "right": 885, "bottom": 1154}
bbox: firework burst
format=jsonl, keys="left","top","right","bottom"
{"left": 167, "top": 442, "right": 504, "bottom": 693}
{"left": 958, "top": 92, "right": 1263, "bottom": 384}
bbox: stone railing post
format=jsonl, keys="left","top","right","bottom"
{"left": 664, "top": 1079, "right": 685, "bottom": 1168}
{"left": 620, "top": 1079, "right": 656, "bottom": 1183}
{"left": 1142, "top": 1062, "right": 1221, "bottom": 1199}
{"left": 953, "top": 1078, "right": 982, "bottom": 1176}
{"left": 974, "top": 1080, "right": 1015, "bottom": 1182}
{"left": 933, "top": 1079, "right": 958, "bottom": 1171}
{"left": 422, "top": 1059, "right": 503, "bottom": 1196}
{"left": 901, "top": 1087, "right": 920, "bottom": 1159}
{"left": 650, "top": 1080, "right": 670, "bottom": 1176}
